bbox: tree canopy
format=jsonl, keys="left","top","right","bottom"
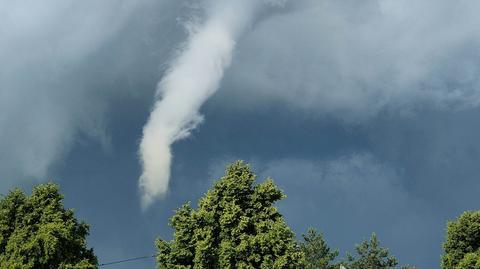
{"left": 156, "top": 161, "right": 305, "bottom": 268}
{"left": 442, "top": 210, "right": 480, "bottom": 269}
{"left": 0, "top": 183, "right": 97, "bottom": 269}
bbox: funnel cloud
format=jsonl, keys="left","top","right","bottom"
{"left": 138, "top": 0, "right": 285, "bottom": 207}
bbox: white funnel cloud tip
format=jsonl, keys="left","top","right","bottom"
{"left": 138, "top": 0, "right": 274, "bottom": 208}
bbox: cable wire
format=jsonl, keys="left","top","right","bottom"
{"left": 99, "top": 254, "right": 157, "bottom": 267}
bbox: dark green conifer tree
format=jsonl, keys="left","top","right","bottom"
{"left": 156, "top": 161, "right": 305, "bottom": 269}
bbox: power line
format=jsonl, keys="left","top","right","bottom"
{"left": 99, "top": 254, "right": 157, "bottom": 267}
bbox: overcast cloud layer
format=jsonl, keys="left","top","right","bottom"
{"left": 3, "top": 0, "right": 480, "bottom": 190}
{"left": 224, "top": 0, "right": 480, "bottom": 120}
{"left": 2, "top": 1, "right": 480, "bottom": 268}
{"left": 0, "top": 0, "right": 145, "bottom": 186}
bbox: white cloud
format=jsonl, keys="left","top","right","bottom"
{"left": 138, "top": 0, "right": 289, "bottom": 207}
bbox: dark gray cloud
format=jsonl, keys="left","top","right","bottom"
{"left": 0, "top": 0, "right": 184, "bottom": 187}
{"left": 222, "top": 0, "right": 480, "bottom": 121}
{"left": 4, "top": 0, "right": 480, "bottom": 194}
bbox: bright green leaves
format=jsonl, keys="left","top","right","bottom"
{"left": 0, "top": 183, "right": 97, "bottom": 269}
{"left": 442, "top": 211, "right": 480, "bottom": 269}
{"left": 156, "top": 161, "right": 305, "bottom": 269}
{"left": 455, "top": 250, "right": 480, "bottom": 269}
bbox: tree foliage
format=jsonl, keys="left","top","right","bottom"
{"left": 300, "top": 228, "right": 338, "bottom": 269}
{"left": 156, "top": 161, "right": 305, "bottom": 269}
{"left": 455, "top": 250, "right": 480, "bottom": 269}
{"left": 0, "top": 183, "right": 97, "bottom": 269}
{"left": 442, "top": 211, "right": 480, "bottom": 269}
{"left": 345, "top": 233, "right": 399, "bottom": 269}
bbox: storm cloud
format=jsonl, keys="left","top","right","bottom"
{"left": 3, "top": 0, "right": 480, "bottom": 191}
{"left": 0, "top": 1, "right": 141, "bottom": 185}
{"left": 223, "top": 0, "right": 480, "bottom": 120}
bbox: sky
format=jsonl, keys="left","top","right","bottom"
{"left": 1, "top": 0, "right": 480, "bottom": 268}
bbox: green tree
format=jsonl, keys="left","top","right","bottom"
{"left": 156, "top": 161, "right": 305, "bottom": 269}
{"left": 455, "top": 251, "right": 480, "bottom": 269}
{"left": 442, "top": 210, "right": 480, "bottom": 269}
{"left": 345, "top": 233, "right": 399, "bottom": 269}
{"left": 0, "top": 183, "right": 97, "bottom": 269}
{"left": 300, "top": 228, "right": 338, "bottom": 269}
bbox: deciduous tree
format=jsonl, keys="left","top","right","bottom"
{"left": 442, "top": 211, "right": 480, "bottom": 269}
{"left": 0, "top": 183, "right": 97, "bottom": 269}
